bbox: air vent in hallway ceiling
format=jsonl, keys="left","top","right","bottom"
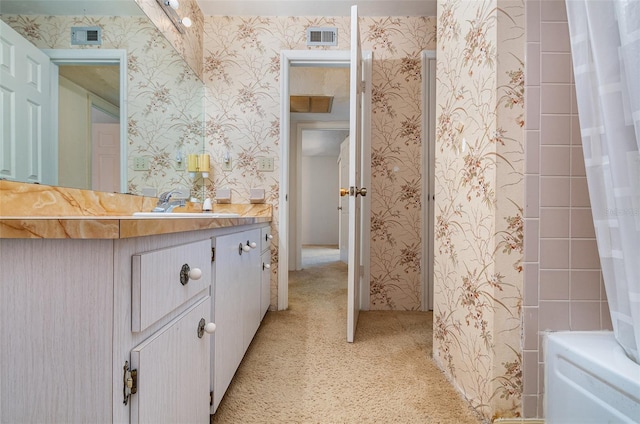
{"left": 71, "top": 27, "right": 102, "bottom": 45}
{"left": 306, "top": 27, "right": 338, "bottom": 46}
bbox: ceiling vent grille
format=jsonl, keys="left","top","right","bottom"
{"left": 306, "top": 27, "right": 338, "bottom": 46}
{"left": 71, "top": 27, "right": 102, "bottom": 46}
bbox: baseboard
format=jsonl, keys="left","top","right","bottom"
{"left": 493, "top": 420, "right": 544, "bottom": 424}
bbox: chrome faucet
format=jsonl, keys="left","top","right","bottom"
{"left": 152, "top": 190, "right": 186, "bottom": 213}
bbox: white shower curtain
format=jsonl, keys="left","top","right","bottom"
{"left": 566, "top": 0, "right": 640, "bottom": 364}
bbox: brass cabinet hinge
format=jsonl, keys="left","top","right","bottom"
{"left": 123, "top": 360, "right": 138, "bottom": 405}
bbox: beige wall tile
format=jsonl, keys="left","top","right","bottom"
{"left": 570, "top": 208, "right": 595, "bottom": 238}
{"left": 571, "top": 239, "right": 600, "bottom": 269}
{"left": 524, "top": 307, "right": 540, "bottom": 350}
{"left": 571, "top": 177, "right": 591, "bottom": 207}
{"left": 570, "top": 270, "right": 601, "bottom": 300}
{"left": 541, "top": 84, "right": 572, "bottom": 114}
{"left": 541, "top": 22, "right": 571, "bottom": 52}
{"left": 570, "top": 301, "right": 601, "bottom": 330}
{"left": 540, "top": 207, "right": 570, "bottom": 238}
{"left": 541, "top": 114, "right": 572, "bottom": 145}
{"left": 541, "top": 53, "right": 572, "bottom": 84}
{"left": 540, "top": 145, "right": 571, "bottom": 176}
{"left": 540, "top": 0, "right": 568, "bottom": 22}
{"left": 540, "top": 270, "right": 570, "bottom": 300}
{"left": 540, "top": 239, "right": 570, "bottom": 269}
{"left": 571, "top": 145, "right": 586, "bottom": 176}
{"left": 539, "top": 300, "right": 570, "bottom": 330}
{"left": 525, "top": 175, "right": 540, "bottom": 217}
{"left": 526, "top": 130, "right": 540, "bottom": 174}
{"left": 540, "top": 176, "right": 570, "bottom": 207}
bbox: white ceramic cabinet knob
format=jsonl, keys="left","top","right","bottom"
{"left": 204, "top": 322, "right": 216, "bottom": 334}
{"left": 263, "top": 263, "right": 271, "bottom": 270}
{"left": 188, "top": 267, "right": 202, "bottom": 280}
{"left": 250, "top": 241, "right": 257, "bottom": 249}
{"left": 242, "top": 244, "right": 251, "bottom": 252}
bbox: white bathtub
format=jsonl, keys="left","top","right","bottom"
{"left": 545, "top": 331, "right": 640, "bottom": 423}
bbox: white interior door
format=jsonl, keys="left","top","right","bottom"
{"left": 347, "top": 5, "right": 364, "bottom": 343}
{"left": 0, "top": 20, "right": 53, "bottom": 184}
{"left": 92, "top": 122, "right": 120, "bottom": 192}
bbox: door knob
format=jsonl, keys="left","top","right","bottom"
{"left": 339, "top": 188, "right": 349, "bottom": 197}
{"left": 356, "top": 187, "right": 367, "bottom": 197}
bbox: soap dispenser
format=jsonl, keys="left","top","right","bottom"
{"left": 202, "top": 198, "right": 212, "bottom": 212}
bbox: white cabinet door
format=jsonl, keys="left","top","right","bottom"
{"left": 241, "top": 228, "right": 261, "bottom": 352}
{"left": 213, "top": 232, "right": 243, "bottom": 411}
{"left": 130, "top": 296, "right": 212, "bottom": 424}
{"left": 261, "top": 249, "right": 271, "bottom": 320}
{"left": 212, "top": 227, "right": 262, "bottom": 411}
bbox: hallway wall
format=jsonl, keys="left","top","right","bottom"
{"left": 301, "top": 155, "right": 339, "bottom": 245}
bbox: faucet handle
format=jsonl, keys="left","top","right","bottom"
{"left": 158, "top": 190, "right": 174, "bottom": 203}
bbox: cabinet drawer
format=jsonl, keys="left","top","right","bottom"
{"left": 132, "top": 239, "right": 211, "bottom": 332}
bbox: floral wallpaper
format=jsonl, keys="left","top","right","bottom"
{"left": 202, "top": 15, "right": 437, "bottom": 310}
{"left": 136, "top": 0, "right": 204, "bottom": 80}
{"left": 3, "top": 12, "right": 205, "bottom": 198}
{"left": 433, "top": 0, "right": 525, "bottom": 420}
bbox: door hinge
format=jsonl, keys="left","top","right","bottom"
{"left": 211, "top": 247, "right": 215, "bottom": 262}
{"left": 123, "top": 360, "right": 138, "bottom": 405}
{"left": 360, "top": 80, "right": 366, "bottom": 93}
{"left": 210, "top": 391, "right": 213, "bottom": 406}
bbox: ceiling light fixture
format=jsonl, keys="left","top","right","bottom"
{"left": 156, "top": 0, "right": 187, "bottom": 34}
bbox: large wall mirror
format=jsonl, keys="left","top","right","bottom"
{"left": 0, "top": 0, "right": 205, "bottom": 195}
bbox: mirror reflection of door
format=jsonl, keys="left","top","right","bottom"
{"left": 57, "top": 64, "right": 120, "bottom": 192}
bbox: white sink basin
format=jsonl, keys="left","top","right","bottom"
{"left": 133, "top": 212, "right": 241, "bottom": 218}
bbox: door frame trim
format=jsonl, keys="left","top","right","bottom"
{"left": 421, "top": 50, "right": 436, "bottom": 311}
{"left": 43, "top": 49, "right": 128, "bottom": 194}
{"left": 293, "top": 121, "right": 349, "bottom": 271}
{"left": 278, "top": 49, "right": 371, "bottom": 311}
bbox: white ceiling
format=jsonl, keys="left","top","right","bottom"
{"left": 195, "top": 0, "right": 436, "bottom": 17}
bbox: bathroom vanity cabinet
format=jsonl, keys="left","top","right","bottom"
{"left": 0, "top": 221, "right": 270, "bottom": 423}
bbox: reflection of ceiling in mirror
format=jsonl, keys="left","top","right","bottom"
{"left": 0, "top": 1, "right": 143, "bottom": 16}
{"left": 195, "top": 0, "right": 436, "bottom": 17}
{"left": 59, "top": 65, "right": 120, "bottom": 106}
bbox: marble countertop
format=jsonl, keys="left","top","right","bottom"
{"left": 0, "top": 181, "right": 272, "bottom": 239}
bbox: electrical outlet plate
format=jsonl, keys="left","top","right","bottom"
{"left": 133, "top": 157, "right": 149, "bottom": 171}
{"left": 257, "top": 157, "right": 274, "bottom": 172}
